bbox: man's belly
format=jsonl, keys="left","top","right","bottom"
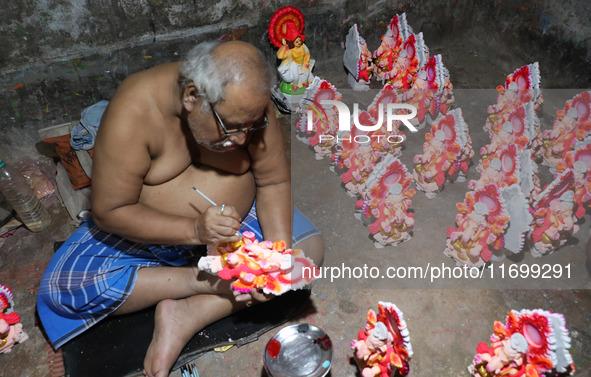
{"left": 138, "top": 164, "right": 256, "bottom": 220}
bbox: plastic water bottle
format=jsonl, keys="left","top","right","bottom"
{"left": 0, "top": 156, "right": 51, "bottom": 232}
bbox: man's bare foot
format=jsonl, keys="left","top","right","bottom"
{"left": 143, "top": 299, "right": 201, "bottom": 377}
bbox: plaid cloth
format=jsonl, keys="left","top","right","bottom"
{"left": 37, "top": 206, "right": 319, "bottom": 349}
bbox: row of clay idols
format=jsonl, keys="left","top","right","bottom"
{"left": 293, "top": 78, "right": 418, "bottom": 248}
{"left": 352, "top": 302, "right": 574, "bottom": 377}
{"left": 445, "top": 64, "right": 590, "bottom": 268}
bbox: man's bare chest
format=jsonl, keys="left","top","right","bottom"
{"left": 143, "top": 133, "right": 251, "bottom": 186}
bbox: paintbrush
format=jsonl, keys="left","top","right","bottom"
{"left": 191, "top": 186, "right": 226, "bottom": 215}
{"left": 191, "top": 186, "right": 217, "bottom": 206}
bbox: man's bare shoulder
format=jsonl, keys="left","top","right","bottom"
{"left": 111, "top": 62, "right": 180, "bottom": 104}
{"left": 102, "top": 63, "right": 180, "bottom": 128}
{"left": 95, "top": 63, "right": 182, "bottom": 154}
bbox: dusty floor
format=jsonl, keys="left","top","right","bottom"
{"left": 1, "top": 92, "right": 591, "bottom": 376}
{"left": 1, "top": 19, "right": 591, "bottom": 377}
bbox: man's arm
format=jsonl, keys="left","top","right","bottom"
{"left": 248, "top": 102, "right": 293, "bottom": 246}
{"left": 90, "top": 91, "right": 240, "bottom": 246}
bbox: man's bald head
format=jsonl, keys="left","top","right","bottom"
{"left": 180, "top": 41, "right": 273, "bottom": 109}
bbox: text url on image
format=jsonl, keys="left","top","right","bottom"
{"left": 303, "top": 263, "right": 572, "bottom": 283}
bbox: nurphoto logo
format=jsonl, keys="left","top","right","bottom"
{"left": 305, "top": 100, "right": 417, "bottom": 145}
{"left": 306, "top": 100, "right": 418, "bottom": 132}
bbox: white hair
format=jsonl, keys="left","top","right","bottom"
{"left": 179, "top": 41, "right": 274, "bottom": 111}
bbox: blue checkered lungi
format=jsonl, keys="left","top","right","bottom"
{"left": 37, "top": 205, "right": 319, "bottom": 349}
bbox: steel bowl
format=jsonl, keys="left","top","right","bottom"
{"left": 263, "top": 323, "right": 333, "bottom": 377}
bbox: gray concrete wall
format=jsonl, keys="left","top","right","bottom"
{"left": 1, "top": 0, "right": 353, "bottom": 70}
{"left": 2, "top": 0, "right": 277, "bottom": 69}
{"left": 2, "top": 0, "right": 588, "bottom": 70}
{"left": 0, "top": 0, "right": 589, "bottom": 160}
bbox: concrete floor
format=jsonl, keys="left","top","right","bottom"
{"left": 1, "top": 29, "right": 591, "bottom": 377}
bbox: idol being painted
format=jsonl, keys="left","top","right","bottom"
{"left": 198, "top": 232, "right": 318, "bottom": 295}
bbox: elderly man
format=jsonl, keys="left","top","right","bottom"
{"left": 37, "top": 41, "right": 324, "bottom": 377}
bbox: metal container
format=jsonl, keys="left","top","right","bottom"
{"left": 263, "top": 324, "right": 333, "bottom": 377}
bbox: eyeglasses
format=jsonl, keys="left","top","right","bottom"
{"left": 209, "top": 103, "right": 269, "bottom": 136}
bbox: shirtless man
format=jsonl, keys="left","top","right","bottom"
{"left": 37, "top": 41, "right": 324, "bottom": 377}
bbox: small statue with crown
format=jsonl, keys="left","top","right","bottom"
{"left": 268, "top": 6, "right": 315, "bottom": 107}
